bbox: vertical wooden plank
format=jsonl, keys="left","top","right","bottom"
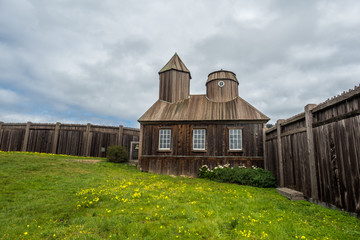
{"left": 97, "top": 131, "right": 103, "bottom": 157}
{"left": 277, "top": 119, "right": 285, "bottom": 187}
{"left": 173, "top": 124, "right": 178, "bottom": 155}
{"left": 346, "top": 116, "right": 359, "bottom": 213}
{"left": 0, "top": 122, "right": 3, "bottom": 149}
{"left": 52, "top": 122, "right": 61, "bottom": 154}
{"left": 322, "top": 125, "right": 332, "bottom": 203}
{"left": 137, "top": 125, "right": 144, "bottom": 170}
{"left": 263, "top": 123, "right": 267, "bottom": 169}
{"left": 313, "top": 127, "right": 322, "bottom": 200}
{"left": 84, "top": 123, "right": 92, "bottom": 157}
{"left": 21, "top": 122, "right": 31, "bottom": 152}
{"left": 3, "top": 130, "right": 9, "bottom": 151}
{"left": 352, "top": 116, "right": 360, "bottom": 213}
{"left": 332, "top": 121, "right": 344, "bottom": 208}
{"left": 118, "top": 125, "right": 124, "bottom": 146}
{"left": 305, "top": 104, "right": 318, "bottom": 200}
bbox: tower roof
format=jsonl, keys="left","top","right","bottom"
{"left": 159, "top": 53, "right": 191, "bottom": 78}
{"left": 206, "top": 70, "right": 239, "bottom": 85}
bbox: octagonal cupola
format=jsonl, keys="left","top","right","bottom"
{"left": 206, "top": 70, "right": 239, "bottom": 102}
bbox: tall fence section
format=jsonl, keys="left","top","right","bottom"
{"left": 265, "top": 85, "right": 360, "bottom": 215}
{"left": 0, "top": 122, "right": 140, "bottom": 158}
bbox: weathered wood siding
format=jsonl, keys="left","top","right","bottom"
{"left": 264, "top": 126, "right": 279, "bottom": 185}
{"left": 265, "top": 85, "right": 360, "bottom": 215}
{"left": 206, "top": 80, "right": 238, "bottom": 102}
{"left": 0, "top": 122, "right": 139, "bottom": 158}
{"left": 159, "top": 70, "right": 190, "bottom": 103}
{"left": 139, "top": 121, "right": 265, "bottom": 176}
{"left": 206, "top": 70, "right": 238, "bottom": 102}
{"left": 0, "top": 123, "right": 25, "bottom": 151}
{"left": 140, "top": 156, "right": 264, "bottom": 177}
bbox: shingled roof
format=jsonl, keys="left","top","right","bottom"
{"left": 159, "top": 53, "right": 191, "bottom": 78}
{"left": 138, "top": 95, "right": 269, "bottom": 123}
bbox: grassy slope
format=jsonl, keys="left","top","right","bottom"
{"left": 0, "top": 152, "right": 359, "bottom": 240}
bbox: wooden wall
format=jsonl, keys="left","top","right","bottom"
{"left": 139, "top": 121, "right": 265, "bottom": 176}
{"left": 140, "top": 156, "right": 264, "bottom": 177}
{"left": 0, "top": 122, "right": 139, "bottom": 157}
{"left": 206, "top": 80, "right": 238, "bottom": 102}
{"left": 159, "top": 70, "right": 190, "bottom": 103}
{"left": 265, "top": 85, "right": 360, "bottom": 215}
{"left": 206, "top": 70, "right": 239, "bottom": 102}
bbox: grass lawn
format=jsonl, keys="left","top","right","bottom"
{"left": 0, "top": 151, "right": 359, "bottom": 239}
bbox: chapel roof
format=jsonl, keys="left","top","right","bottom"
{"left": 138, "top": 95, "right": 269, "bottom": 123}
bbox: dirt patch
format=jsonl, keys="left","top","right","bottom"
{"left": 66, "top": 159, "right": 102, "bottom": 164}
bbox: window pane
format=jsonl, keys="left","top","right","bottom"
{"left": 159, "top": 129, "right": 171, "bottom": 150}
{"left": 229, "top": 129, "right": 242, "bottom": 150}
{"left": 193, "top": 129, "right": 206, "bottom": 150}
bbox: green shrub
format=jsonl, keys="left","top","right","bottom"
{"left": 198, "top": 164, "right": 276, "bottom": 188}
{"left": 198, "top": 165, "right": 214, "bottom": 179}
{"left": 106, "top": 145, "right": 128, "bottom": 163}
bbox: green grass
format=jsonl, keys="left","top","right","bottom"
{"left": 0, "top": 151, "right": 359, "bottom": 239}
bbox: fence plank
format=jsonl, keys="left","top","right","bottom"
{"left": 0, "top": 122, "right": 3, "bottom": 147}
{"left": 52, "top": 122, "right": 60, "bottom": 153}
{"left": 277, "top": 119, "right": 285, "bottom": 187}
{"left": 117, "top": 125, "right": 124, "bottom": 146}
{"left": 21, "top": 122, "right": 31, "bottom": 152}
{"left": 84, "top": 123, "right": 92, "bottom": 157}
{"left": 305, "top": 104, "right": 318, "bottom": 200}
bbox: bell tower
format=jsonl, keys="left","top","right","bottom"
{"left": 206, "top": 70, "right": 239, "bottom": 102}
{"left": 158, "top": 53, "right": 191, "bottom": 103}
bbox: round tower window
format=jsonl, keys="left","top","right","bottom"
{"left": 218, "top": 81, "right": 225, "bottom": 87}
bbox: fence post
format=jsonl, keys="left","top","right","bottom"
{"left": 0, "top": 122, "right": 3, "bottom": 149}
{"left": 305, "top": 104, "right": 318, "bottom": 200}
{"left": 85, "top": 123, "right": 92, "bottom": 157}
{"left": 262, "top": 123, "right": 267, "bottom": 169}
{"left": 277, "top": 119, "right": 285, "bottom": 187}
{"left": 137, "top": 125, "right": 143, "bottom": 170}
{"left": 117, "top": 125, "right": 124, "bottom": 146}
{"left": 21, "top": 122, "right": 32, "bottom": 152}
{"left": 52, "top": 122, "right": 61, "bottom": 154}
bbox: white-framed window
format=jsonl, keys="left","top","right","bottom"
{"left": 229, "top": 129, "right": 242, "bottom": 150}
{"left": 159, "top": 129, "right": 171, "bottom": 150}
{"left": 193, "top": 129, "right": 206, "bottom": 150}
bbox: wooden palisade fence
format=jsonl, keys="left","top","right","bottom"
{"left": 265, "top": 85, "right": 360, "bottom": 216}
{"left": 0, "top": 122, "right": 139, "bottom": 158}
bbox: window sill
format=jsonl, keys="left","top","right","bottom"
{"left": 192, "top": 149, "right": 207, "bottom": 153}
{"left": 157, "top": 149, "right": 172, "bottom": 153}
{"left": 228, "top": 149, "right": 243, "bottom": 153}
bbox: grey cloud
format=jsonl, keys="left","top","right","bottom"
{"left": 1, "top": 0, "right": 360, "bottom": 126}
{"left": 0, "top": 89, "right": 22, "bottom": 106}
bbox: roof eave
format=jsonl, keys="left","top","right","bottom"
{"left": 158, "top": 69, "right": 192, "bottom": 79}
{"left": 138, "top": 119, "right": 270, "bottom": 124}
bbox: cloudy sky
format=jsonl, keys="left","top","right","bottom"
{"left": 1, "top": 0, "right": 360, "bottom": 127}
